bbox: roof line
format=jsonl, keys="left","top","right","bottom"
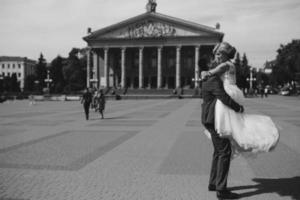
{"left": 83, "top": 12, "right": 223, "bottom": 41}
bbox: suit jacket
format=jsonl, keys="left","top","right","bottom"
{"left": 201, "top": 75, "right": 241, "bottom": 126}
{"left": 82, "top": 92, "right": 92, "bottom": 104}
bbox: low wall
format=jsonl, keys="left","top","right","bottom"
{"left": 32, "top": 95, "right": 80, "bottom": 101}
{"left": 30, "top": 94, "right": 200, "bottom": 101}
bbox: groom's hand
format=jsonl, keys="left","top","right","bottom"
{"left": 239, "top": 105, "right": 244, "bottom": 113}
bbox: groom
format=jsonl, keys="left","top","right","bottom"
{"left": 201, "top": 70, "right": 244, "bottom": 199}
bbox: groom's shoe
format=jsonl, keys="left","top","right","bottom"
{"left": 208, "top": 184, "right": 216, "bottom": 191}
{"left": 217, "top": 190, "right": 239, "bottom": 199}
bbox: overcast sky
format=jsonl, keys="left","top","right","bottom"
{"left": 1, "top": 0, "right": 300, "bottom": 68}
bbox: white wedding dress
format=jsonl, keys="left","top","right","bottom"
{"left": 213, "top": 62, "right": 279, "bottom": 155}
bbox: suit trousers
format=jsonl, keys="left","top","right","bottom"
{"left": 83, "top": 102, "right": 90, "bottom": 120}
{"left": 205, "top": 124, "right": 232, "bottom": 191}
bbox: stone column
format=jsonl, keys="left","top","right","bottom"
{"left": 121, "top": 47, "right": 126, "bottom": 88}
{"left": 104, "top": 48, "right": 109, "bottom": 87}
{"left": 92, "top": 50, "right": 98, "bottom": 89}
{"left": 157, "top": 46, "right": 162, "bottom": 88}
{"left": 139, "top": 47, "right": 144, "bottom": 88}
{"left": 176, "top": 46, "right": 181, "bottom": 88}
{"left": 86, "top": 48, "right": 91, "bottom": 88}
{"left": 194, "top": 46, "right": 200, "bottom": 88}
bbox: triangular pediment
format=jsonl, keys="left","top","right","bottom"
{"left": 84, "top": 12, "right": 223, "bottom": 40}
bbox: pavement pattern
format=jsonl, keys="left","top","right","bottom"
{"left": 0, "top": 95, "right": 299, "bottom": 200}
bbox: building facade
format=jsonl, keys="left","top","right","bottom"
{"left": 263, "top": 60, "right": 276, "bottom": 74}
{"left": 83, "top": 3, "right": 223, "bottom": 89}
{"left": 0, "top": 56, "right": 36, "bottom": 90}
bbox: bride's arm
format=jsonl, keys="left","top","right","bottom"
{"left": 208, "top": 62, "right": 229, "bottom": 76}
{"left": 201, "top": 62, "right": 229, "bottom": 79}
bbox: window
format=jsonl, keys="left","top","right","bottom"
{"left": 13, "top": 64, "right": 15, "bottom": 69}
{"left": 2, "top": 64, "right": 4, "bottom": 69}
{"left": 7, "top": 64, "right": 10, "bottom": 69}
{"left": 18, "top": 64, "right": 21, "bottom": 68}
{"left": 18, "top": 73, "right": 21, "bottom": 77}
{"left": 8, "top": 72, "right": 10, "bottom": 77}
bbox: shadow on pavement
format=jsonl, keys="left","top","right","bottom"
{"left": 88, "top": 116, "right": 127, "bottom": 120}
{"left": 229, "top": 176, "right": 300, "bottom": 200}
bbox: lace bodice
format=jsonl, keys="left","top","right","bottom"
{"left": 221, "top": 61, "right": 236, "bottom": 85}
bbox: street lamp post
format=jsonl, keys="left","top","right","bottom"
{"left": 192, "top": 77, "right": 202, "bottom": 87}
{"left": 247, "top": 68, "right": 256, "bottom": 93}
{"left": 44, "top": 70, "right": 52, "bottom": 93}
{"left": 192, "top": 76, "right": 202, "bottom": 96}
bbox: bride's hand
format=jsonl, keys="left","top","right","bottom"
{"left": 201, "top": 71, "right": 211, "bottom": 80}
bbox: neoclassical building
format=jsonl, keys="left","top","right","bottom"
{"left": 83, "top": 3, "right": 223, "bottom": 89}
{"left": 0, "top": 56, "right": 36, "bottom": 90}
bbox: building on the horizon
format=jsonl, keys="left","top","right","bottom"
{"left": 0, "top": 56, "right": 36, "bottom": 90}
{"left": 263, "top": 60, "right": 276, "bottom": 74}
{"left": 83, "top": 1, "right": 223, "bottom": 89}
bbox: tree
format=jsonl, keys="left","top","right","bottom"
{"left": 1, "top": 74, "right": 21, "bottom": 93}
{"left": 256, "top": 70, "right": 269, "bottom": 86}
{"left": 9, "top": 73, "right": 21, "bottom": 92}
{"left": 50, "top": 55, "right": 66, "bottom": 93}
{"left": 234, "top": 52, "right": 250, "bottom": 90}
{"left": 234, "top": 52, "right": 243, "bottom": 88}
{"left": 63, "top": 48, "right": 86, "bottom": 93}
{"left": 24, "top": 74, "right": 37, "bottom": 92}
{"left": 0, "top": 77, "right": 3, "bottom": 93}
{"left": 35, "top": 53, "right": 47, "bottom": 91}
{"left": 271, "top": 40, "right": 300, "bottom": 86}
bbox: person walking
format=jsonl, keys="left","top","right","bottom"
{"left": 81, "top": 88, "right": 92, "bottom": 120}
{"left": 92, "top": 90, "right": 99, "bottom": 111}
{"left": 264, "top": 87, "right": 269, "bottom": 97}
{"left": 95, "top": 89, "right": 106, "bottom": 119}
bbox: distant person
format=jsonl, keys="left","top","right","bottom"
{"left": 264, "top": 87, "right": 268, "bottom": 97}
{"left": 95, "top": 90, "right": 106, "bottom": 119}
{"left": 29, "top": 94, "right": 36, "bottom": 105}
{"left": 92, "top": 90, "right": 99, "bottom": 111}
{"left": 259, "top": 85, "right": 264, "bottom": 98}
{"left": 81, "top": 88, "right": 92, "bottom": 120}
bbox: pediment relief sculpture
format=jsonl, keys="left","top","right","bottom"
{"left": 101, "top": 20, "right": 203, "bottom": 39}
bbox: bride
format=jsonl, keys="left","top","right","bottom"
{"left": 202, "top": 42, "right": 279, "bottom": 155}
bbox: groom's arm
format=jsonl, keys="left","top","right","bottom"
{"left": 208, "top": 76, "right": 243, "bottom": 112}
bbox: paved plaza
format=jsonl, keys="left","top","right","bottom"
{"left": 0, "top": 95, "right": 299, "bottom": 200}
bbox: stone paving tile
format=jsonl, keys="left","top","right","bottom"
{"left": 158, "top": 131, "right": 211, "bottom": 175}
{"left": 185, "top": 120, "right": 202, "bottom": 127}
{"left": 245, "top": 141, "right": 300, "bottom": 178}
{"left": 2, "top": 119, "right": 72, "bottom": 127}
{"left": 89, "top": 119, "right": 157, "bottom": 127}
{"left": 0, "top": 130, "right": 138, "bottom": 171}
{"left": 0, "top": 129, "right": 26, "bottom": 137}
{"left": 0, "top": 97, "right": 299, "bottom": 200}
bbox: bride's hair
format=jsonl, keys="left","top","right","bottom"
{"left": 213, "top": 42, "right": 236, "bottom": 59}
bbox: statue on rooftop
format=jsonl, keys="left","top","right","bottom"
{"left": 146, "top": 0, "right": 157, "bottom": 13}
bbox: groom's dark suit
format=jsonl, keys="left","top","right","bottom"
{"left": 201, "top": 75, "right": 242, "bottom": 192}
